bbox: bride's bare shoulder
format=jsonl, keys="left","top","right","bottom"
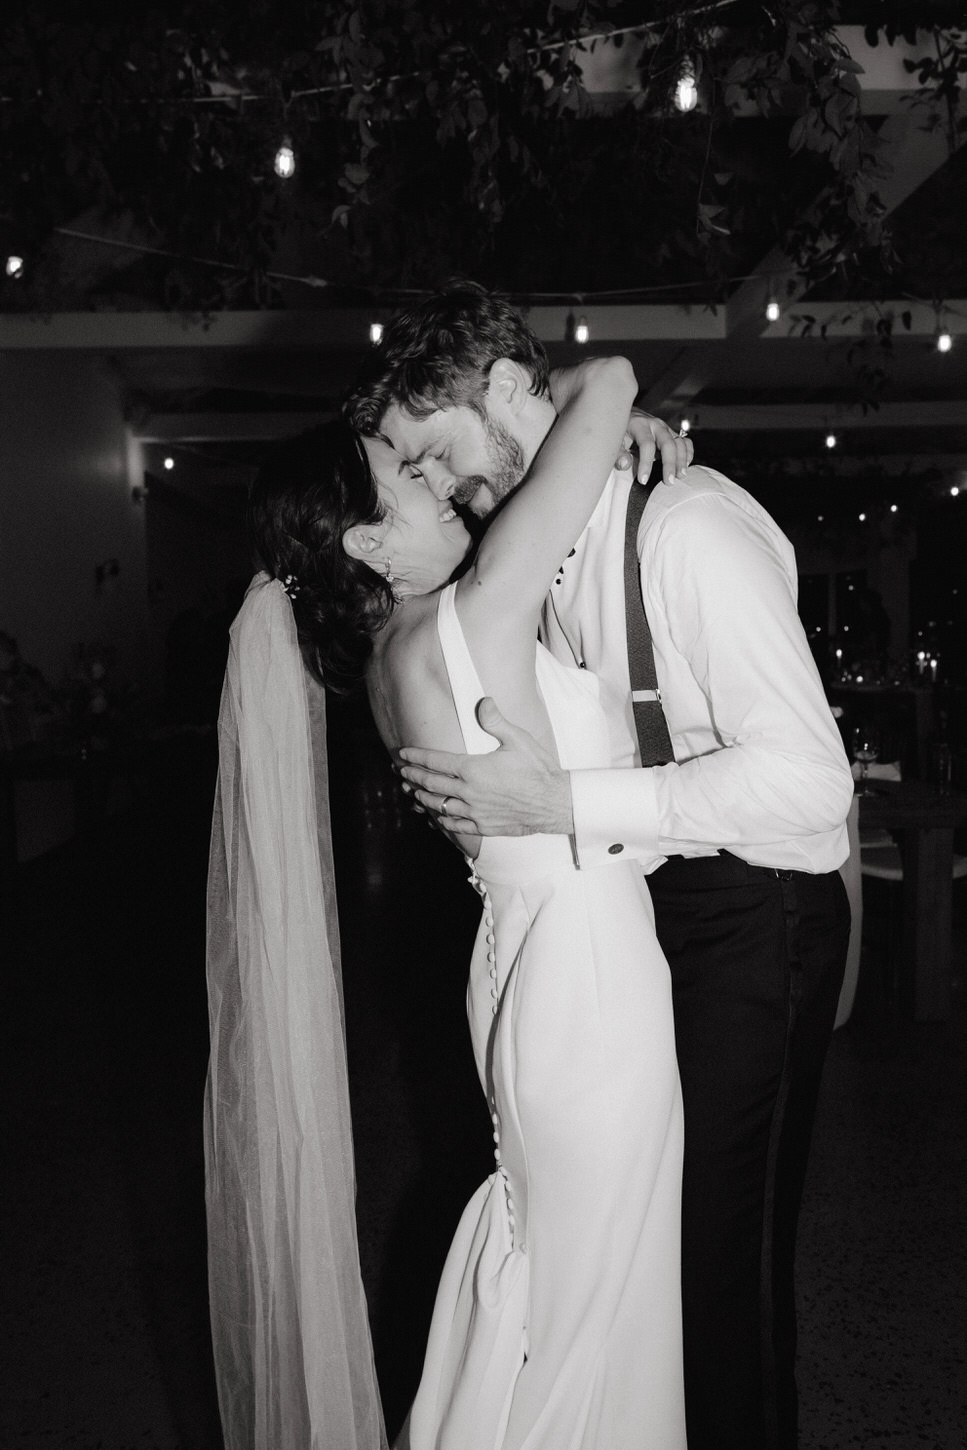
{"left": 368, "top": 596, "right": 460, "bottom": 754}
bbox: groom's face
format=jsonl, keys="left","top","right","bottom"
{"left": 379, "top": 400, "right": 526, "bottom": 519}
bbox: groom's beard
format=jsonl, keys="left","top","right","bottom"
{"left": 453, "top": 414, "right": 526, "bottom": 516}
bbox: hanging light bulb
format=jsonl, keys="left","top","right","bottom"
{"left": 574, "top": 315, "right": 590, "bottom": 345}
{"left": 951, "top": 485, "right": 961, "bottom": 497}
{"left": 163, "top": 455, "right": 175, "bottom": 471}
{"left": 5, "top": 255, "right": 24, "bottom": 279}
{"left": 674, "top": 63, "right": 699, "bottom": 113}
{"left": 679, "top": 417, "right": 691, "bottom": 435}
{"left": 274, "top": 137, "right": 296, "bottom": 179}
{"left": 825, "top": 431, "right": 837, "bottom": 450}
{"left": 937, "top": 330, "right": 953, "bottom": 353}
{"left": 369, "top": 321, "right": 384, "bottom": 345}
{"left": 765, "top": 297, "right": 781, "bottom": 323}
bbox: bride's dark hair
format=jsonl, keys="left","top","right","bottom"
{"left": 248, "top": 418, "right": 395, "bottom": 693}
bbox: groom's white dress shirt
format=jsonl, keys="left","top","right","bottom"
{"left": 539, "top": 464, "right": 854, "bottom": 875}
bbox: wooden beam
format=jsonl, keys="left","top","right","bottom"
{"left": 4, "top": 300, "right": 962, "bottom": 352}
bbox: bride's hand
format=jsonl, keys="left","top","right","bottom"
{"left": 548, "top": 367, "right": 693, "bottom": 484}
{"left": 615, "top": 409, "right": 694, "bottom": 484}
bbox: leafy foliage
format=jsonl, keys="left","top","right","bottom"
{"left": 0, "top": 1, "right": 961, "bottom": 311}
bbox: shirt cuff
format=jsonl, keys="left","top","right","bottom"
{"left": 570, "top": 767, "right": 661, "bottom": 870}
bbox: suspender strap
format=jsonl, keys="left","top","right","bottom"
{"left": 624, "top": 480, "right": 675, "bottom": 767}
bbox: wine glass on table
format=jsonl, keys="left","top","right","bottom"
{"left": 851, "top": 723, "right": 881, "bottom": 796}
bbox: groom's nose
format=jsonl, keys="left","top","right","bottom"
{"left": 419, "top": 459, "right": 457, "bottom": 500}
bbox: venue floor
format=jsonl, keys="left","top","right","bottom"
{"left": 1, "top": 720, "right": 964, "bottom": 1449}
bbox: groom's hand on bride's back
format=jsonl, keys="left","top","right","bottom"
{"left": 397, "top": 699, "right": 573, "bottom": 838}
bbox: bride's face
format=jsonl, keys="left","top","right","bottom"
{"left": 361, "top": 436, "right": 472, "bottom": 596}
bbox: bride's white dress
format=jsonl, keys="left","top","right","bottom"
{"left": 401, "top": 584, "right": 686, "bottom": 1450}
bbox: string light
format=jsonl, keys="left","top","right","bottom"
{"left": 163, "top": 455, "right": 175, "bottom": 471}
{"left": 858, "top": 511, "right": 866, "bottom": 521}
{"left": 574, "top": 315, "right": 590, "bottom": 344}
{"left": 765, "top": 298, "right": 781, "bottom": 323}
{"left": 936, "top": 330, "right": 953, "bottom": 353}
{"left": 674, "top": 63, "right": 699, "bottom": 113}
{"left": 951, "top": 485, "right": 961, "bottom": 497}
{"left": 274, "top": 137, "right": 296, "bottom": 179}
{"left": 369, "top": 321, "right": 384, "bottom": 344}
{"left": 679, "top": 417, "right": 691, "bottom": 434}
{"left": 825, "top": 431, "right": 837, "bottom": 449}
{"left": 5, "top": 254, "right": 23, "bottom": 278}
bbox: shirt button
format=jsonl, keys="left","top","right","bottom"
{"left": 608, "top": 843, "right": 624, "bottom": 855}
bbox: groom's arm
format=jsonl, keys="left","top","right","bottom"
{"left": 398, "top": 705, "right": 661, "bottom": 864}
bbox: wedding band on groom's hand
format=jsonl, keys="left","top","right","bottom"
{"left": 440, "top": 796, "right": 452, "bottom": 817}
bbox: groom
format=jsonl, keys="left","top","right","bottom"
{"left": 346, "top": 282, "right": 853, "bottom": 1450}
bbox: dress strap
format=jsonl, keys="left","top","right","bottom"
{"left": 436, "top": 584, "right": 499, "bottom": 755}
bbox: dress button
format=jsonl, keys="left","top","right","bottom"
{"left": 608, "top": 843, "right": 624, "bottom": 855}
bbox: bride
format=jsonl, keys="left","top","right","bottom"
{"left": 207, "top": 357, "right": 686, "bottom": 1449}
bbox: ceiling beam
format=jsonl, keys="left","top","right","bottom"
{"left": 133, "top": 398, "right": 967, "bottom": 445}
{"left": 4, "top": 299, "right": 964, "bottom": 352}
{"left": 678, "top": 401, "right": 967, "bottom": 431}
{"left": 641, "top": 108, "right": 966, "bottom": 416}
{"left": 134, "top": 411, "right": 331, "bottom": 441}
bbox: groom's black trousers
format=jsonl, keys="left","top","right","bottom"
{"left": 647, "top": 852, "right": 850, "bottom": 1450}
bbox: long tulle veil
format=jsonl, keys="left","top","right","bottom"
{"left": 204, "top": 573, "right": 387, "bottom": 1449}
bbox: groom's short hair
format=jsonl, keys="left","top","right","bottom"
{"left": 346, "top": 280, "right": 550, "bottom": 436}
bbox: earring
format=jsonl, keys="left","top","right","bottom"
{"left": 383, "top": 558, "right": 395, "bottom": 584}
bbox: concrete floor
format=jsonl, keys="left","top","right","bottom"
{"left": 2, "top": 725, "right": 964, "bottom": 1448}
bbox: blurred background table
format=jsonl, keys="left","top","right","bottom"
{"left": 859, "top": 780, "right": 967, "bottom": 1019}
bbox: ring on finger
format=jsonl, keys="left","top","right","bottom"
{"left": 440, "top": 795, "right": 453, "bottom": 817}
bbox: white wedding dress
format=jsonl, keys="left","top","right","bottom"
{"left": 399, "top": 584, "right": 687, "bottom": 1450}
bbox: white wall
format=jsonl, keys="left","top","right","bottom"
{"left": 0, "top": 350, "right": 148, "bottom": 687}
{"left": 1, "top": 351, "right": 148, "bottom": 857}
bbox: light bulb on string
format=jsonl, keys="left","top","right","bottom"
{"left": 163, "top": 456, "right": 175, "bottom": 471}
{"left": 574, "top": 315, "right": 590, "bottom": 345}
{"left": 369, "top": 321, "right": 384, "bottom": 345}
{"left": 951, "top": 485, "right": 961, "bottom": 497}
{"left": 937, "top": 330, "right": 953, "bottom": 353}
{"left": 5, "top": 255, "right": 24, "bottom": 279}
{"left": 765, "top": 297, "right": 781, "bottom": 323}
{"left": 825, "top": 431, "right": 837, "bottom": 450}
{"left": 674, "top": 63, "right": 699, "bottom": 113}
{"left": 679, "top": 417, "right": 691, "bottom": 435}
{"left": 274, "top": 137, "right": 296, "bottom": 179}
